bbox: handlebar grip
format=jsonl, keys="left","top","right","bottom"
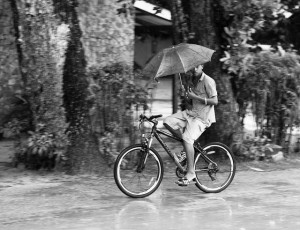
{"left": 140, "top": 114, "right": 146, "bottom": 120}
{"left": 149, "top": 114, "right": 162, "bottom": 120}
{"left": 140, "top": 114, "right": 162, "bottom": 121}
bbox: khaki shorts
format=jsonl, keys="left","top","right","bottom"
{"left": 164, "top": 110, "right": 209, "bottom": 144}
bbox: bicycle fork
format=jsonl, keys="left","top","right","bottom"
{"left": 136, "top": 134, "right": 152, "bottom": 173}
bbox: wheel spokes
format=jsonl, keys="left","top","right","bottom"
{"left": 117, "top": 147, "right": 162, "bottom": 196}
{"left": 194, "top": 144, "right": 235, "bottom": 192}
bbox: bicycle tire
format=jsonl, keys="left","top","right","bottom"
{"left": 114, "top": 144, "right": 164, "bottom": 198}
{"left": 194, "top": 142, "right": 236, "bottom": 193}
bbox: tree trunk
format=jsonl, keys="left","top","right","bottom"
{"left": 173, "top": 0, "right": 243, "bottom": 146}
{"left": 12, "top": 0, "right": 68, "bottom": 132}
{"left": 0, "top": 0, "right": 25, "bottom": 127}
{"left": 53, "top": 0, "right": 108, "bottom": 174}
{"left": 169, "top": 0, "right": 191, "bottom": 113}
{"left": 10, "top": 0, "right": 108, "bottom": 173}
{"left": 169, "top": 1, "right": 187, "bottom": 114}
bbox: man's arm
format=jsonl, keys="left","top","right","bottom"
{"left": 187, "top": 88, "right": 218, "bottom": 105}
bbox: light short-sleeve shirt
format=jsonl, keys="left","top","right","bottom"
{"left": 186, "top": 72, "right": 217, "bottom": 125}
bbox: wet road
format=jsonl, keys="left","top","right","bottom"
{"left": 1, "top": 163, "right": 300, "bottom": 230}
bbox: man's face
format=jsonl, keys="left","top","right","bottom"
{"left": 194, "top": 64, "right": 204, "bottom": 76}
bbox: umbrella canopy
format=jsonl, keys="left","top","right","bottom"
{"left": 143, "top": 43, "right": 215, "bottom": 79}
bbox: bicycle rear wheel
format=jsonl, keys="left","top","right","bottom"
{"left": 194, "top": 142, "right": 236, "bottom": 193}
{"left": 114, "top": 144, "right": 164, "bottom": 198}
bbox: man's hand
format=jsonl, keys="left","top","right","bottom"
{"left": 180, "top": 85, "right": 188, "bottom": 97}
{"left": 187, "top": 87, "right": 197, "bottom": 99}
{"left": 187, "top": 88, "right": 206, "bottom": 104}
{"left": 180, "top": 85, "right": 185, "bottom": 93}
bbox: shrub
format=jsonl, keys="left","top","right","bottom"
{"left": 87, "top": 63, "right": 150, "bottom": 163}
{"left": 231, "top": 135, "right": 282, "bottom": 161}
{"left": 12, "top": 123, "right": 69, "bottom": 170}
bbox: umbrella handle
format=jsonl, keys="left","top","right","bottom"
{"left": 178, "top": 73, "right": 183, "bottom": 88}
{"left": 178, "top": 73, "right": 187, "bottom": 98}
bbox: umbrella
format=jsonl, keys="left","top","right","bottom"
{"left": 143, "top": 43, "right": 215, "bottom": 80}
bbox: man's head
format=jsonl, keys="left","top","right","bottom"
{"left": 194, "top": 64, "right": 204, "bottom": 76}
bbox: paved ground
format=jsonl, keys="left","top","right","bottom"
{"left": 1, "top": 155, "right": 300, "bottom": 230}
{"left": 1, "top": 139, "right": 300, "bottom": 230}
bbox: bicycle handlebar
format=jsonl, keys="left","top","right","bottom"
{"left": 140, "top": 114, "right": 162, "bottom": 123}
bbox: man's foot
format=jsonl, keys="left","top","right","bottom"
{"left": 175, "top": 173, "right": 196, "bottom": 186}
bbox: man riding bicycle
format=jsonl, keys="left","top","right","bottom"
{"left": 163, "top": 64, "right": 218, "bottom": 186}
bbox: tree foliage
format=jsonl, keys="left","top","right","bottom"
{"left": 87, "top": 63, "right": 149, "bottom": 165}
{"left": 219, "top": 0, "right": 300, "bottom": 148}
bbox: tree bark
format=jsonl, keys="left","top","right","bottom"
{"left": 10, "top": 0, "right": 108, "bottom": 173}
{"left": 169, "top": 0, "right": 190, "bottom": 113}
{"left": 174, "top": 0, "right": 243, "bottom": 146}
{"left": 53, "top": 0, "right": 108, "bottom": 174}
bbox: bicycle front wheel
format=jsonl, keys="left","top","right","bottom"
{"left": 114, "top": 144, "right": 164, "bottom": 198}
{"left": 194, "top": 142, "right": 236, "bottom": 193}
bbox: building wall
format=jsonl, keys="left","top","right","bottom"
{"left": 77, "top": 0, "right": 135, "bottom": 69}
{"left": 134, "top": 36, "right": 172, "bottom": 68}
{"left": 134, "top": 35, "right": 173, "bottom": 117}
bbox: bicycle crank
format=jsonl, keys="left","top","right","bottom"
{"left": 175, "top": 167, "right": 185, "bottom": 178}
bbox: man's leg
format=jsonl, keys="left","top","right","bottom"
{"left": 163, "top": 111, "right": 186, "bottom": 139}
{"left": 179, "top": 119, "right": 207, "bottom": 183}
{"left": 163, "top": 122, "right": 182, "bottom": 139}
{"left": 183, "top": 140, "right": 195, "bottom": 180}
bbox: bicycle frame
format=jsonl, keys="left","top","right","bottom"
{"left": 156, "top": 129, "right": 188, "bottom": 170}
{"left": 141, "top": 120, "right": 214, "bottom": 173}
{"left": 115, "top": 115, "right": 236, "bottom": 197}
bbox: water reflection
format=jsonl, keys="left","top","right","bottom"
{"left": 115, "top": 199, "right": 160, "bottom": 230}
{"left": 2, "top": 167, "right": 300, "bottom": 230}
{"left": 114, "top": 195, "right": 234, "bottom": 230}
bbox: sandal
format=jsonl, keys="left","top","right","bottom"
{"left": 175, "top": 176, "right": 196, "bottom": 186}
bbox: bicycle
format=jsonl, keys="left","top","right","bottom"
{"left": 114, "top": 114, "right": 236, "bottom": 198}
